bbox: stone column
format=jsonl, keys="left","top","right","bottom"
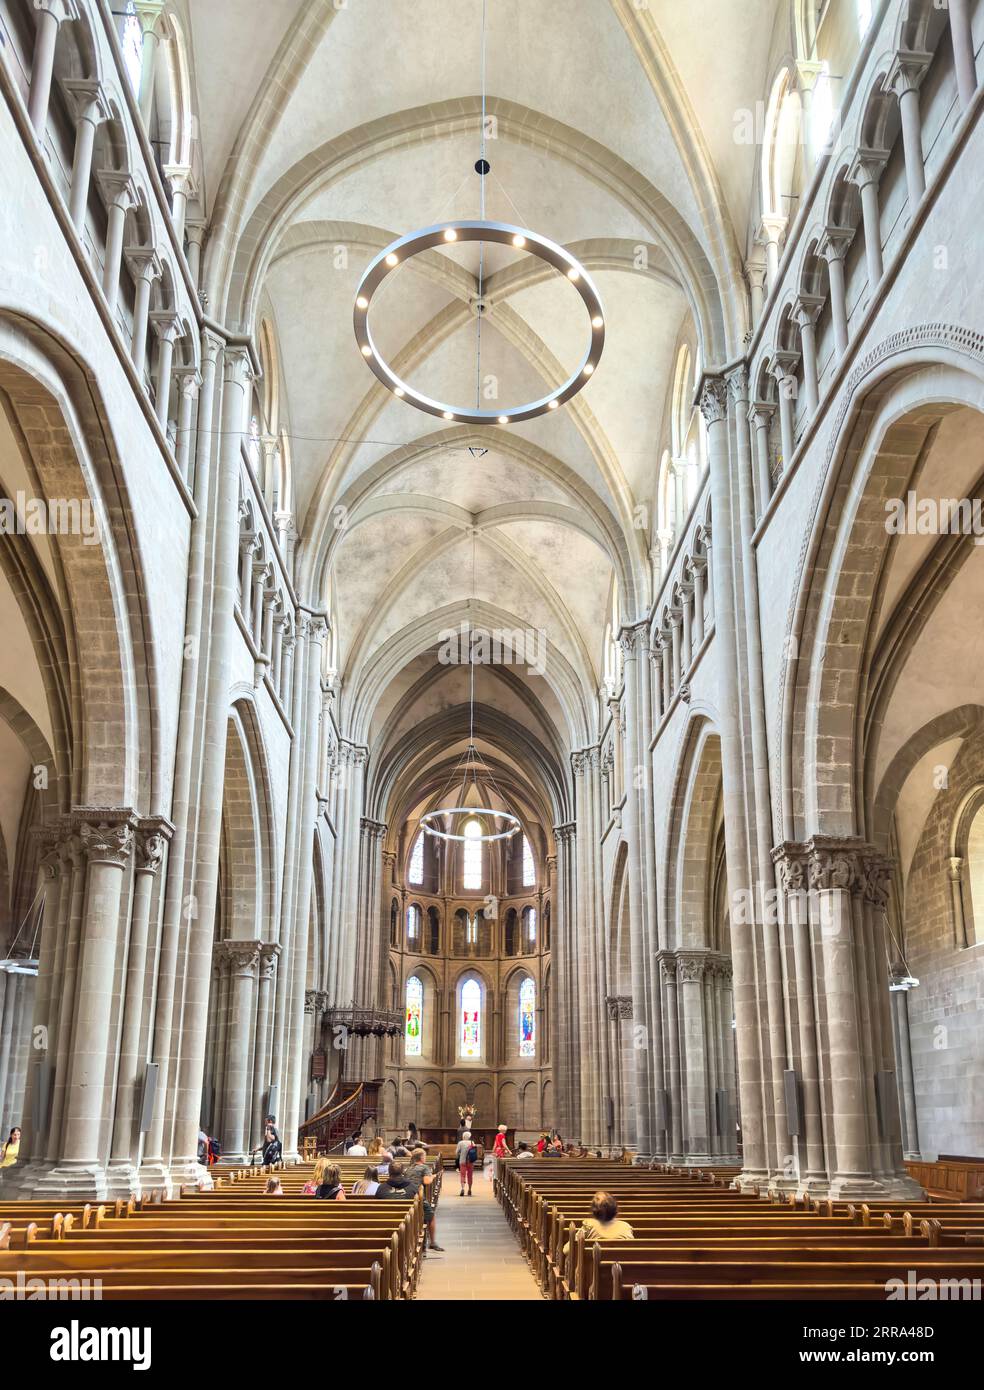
{"left": 793, "top": 295, "right": 823, "bottom": 416}
{"left": 773, "top": 843, "right": 826, "bottom": 1189}
{"left": 106, "top": 825, "right": 167, "bottom": 1193}
{"left": 43, "top": 832, "right": 85, "bottom": 1166}
{"left": 138, "top": 330, "right": 223, "bottom": 1192}
{"left": 551, "top": 823, "right": 578, "bottom": 1139}
{"left": 759, "top": 215, "right": 787, "bottom": 292}
{"left": 691, "top": 562, "right": 706, "bottom": 647}
{"left": 28, "top": 0, "right": 78, "bottom": 135}
{"left": 659, "top": 955, "right": 683, "bottom": 1159}
{"left": 281, "top": 614, "right": 329, "bottom": 1158}
{"left": 163, "top": 164, "right": 194, "bottom": 245}
{"left": 678, "top": 953, "right": 712, "bottom": 1161}
{"left": 215, "top": 941, "right": 260, "bottom": 1162}
{"left": 173, "top": 368, "right": 201, "bottom": 481}
{"left": 748, "top": 401, "right": 775, "bottom": 515}
{"left": 167, "top": 345, "right": 254, "bottom": 1186}
{"left": 618, "top": 623, "right": 658, "bottom": 1156}
{"left": 251, "top": 944, "right": 280, "bottom": 1136}
{"left": 847, "top": 149, "right": 888, "bottom": 294}
{"left": 134, "top": 0, "right": 166, "bottom": 128}
{"left": 887, "top": 51, "right": 931, "bottom": 212}
{"left": 889, "top": 972, "right": 920, "bottom": 1159}
{"left": 185, "top": 222, "right": 206, "bottom": 289}
{"left": 37, "top": 814, "right": 134, "bottom": 1197}
{"left": 728, "top": 365, "right": 790, "bottom": 1177}
{"left": 149, "top": 310, "right": 181, "bottom": 427}
{"left": 62, "top": 80, "right": 110, "bottom": 230}
{"left": 125, "top": 247, "right": 162, "bottom": 379}
{"left": 805, "top": 840, "right": 919, "bottom": 1198}
{"left": 817, "top": 225, "right": 854, "bottom": 359}
{"left": 745, "top": 257, "right": 768, "bottom": 326}
{"left": 948, "top": 0, "right": 978, "bottom": 110}
{"left": 771, "top": 352, "right": 800, "bottom": 472}
{"left": 95, "top": 171, "right": 137, "bottom": 317}
{"left": 698, "top": 374, "right": 767, "bottom": 1184}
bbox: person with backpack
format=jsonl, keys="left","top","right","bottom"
{"left": 261, "top": 1123, "right": 282, "bottom": 1167}
{"left": 455, "top": 1129, "right": 478, "bottom": 1196}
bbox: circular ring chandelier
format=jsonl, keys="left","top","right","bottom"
{"left": 420, "top": 803, "right": 520, "bottom": 843}
{"left": 353, "top": 219, "right": 605, "bottom": 425}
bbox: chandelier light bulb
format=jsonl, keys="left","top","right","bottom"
{"left": 512, "top": 234, "right": 526, "bottom": 247}
{"left": 385, "top": 253, "right": 399, "bottom": 266}
{"left": 444, "top": 228, "right": 458, "bottom": 241}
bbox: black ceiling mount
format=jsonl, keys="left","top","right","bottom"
{"left": 475, "top": 158, "right": 490, "bottom": 175}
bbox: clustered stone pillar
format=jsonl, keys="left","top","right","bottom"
{"left": 698, "top": 374, "right": 768, "bottom": 1185}
{"left": 550, "top": 822, "right": 578, "bottom": 1141}
{"left": 771, "top": 838, "right": 921, "bottom": 1198}
{"left": 618, "top": 622, "right": 659, "bottom": 1158}
{"left": 0, "top": 967, "right": 36, "bottom": 1140}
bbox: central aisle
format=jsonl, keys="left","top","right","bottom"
{"left": 415, "top": 1162, "right": 543, "bottom": 1300}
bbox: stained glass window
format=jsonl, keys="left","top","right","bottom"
{"left": 466, "top": 914, "right": 477, "bottom": 945}
{"left": 462, "top": 818, "right": 482, "bottom": 890}
{"left": 519, "top": 978, "right": 536, "bottom": 1058}
{"left": 522, "top": 835, "right": 535, "bottom": 886}
{"left": 408, "top": 832, "right": 424, "bottom": 885}
{"left": 405, "top": 975, "right": 422, "bottom": 1057}
{"left": 460, "top": 977, "right": 481, "bottom": 1058}
{"left": 406, "top": 903, "right": 420, "bottom": 945}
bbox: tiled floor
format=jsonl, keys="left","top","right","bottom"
{"left": 415, "top": 1163, "right": 544, "bottom": 1301}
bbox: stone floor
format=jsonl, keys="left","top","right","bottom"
{"left": 415, "top": 1162, "right": 544, "bottom": 1300}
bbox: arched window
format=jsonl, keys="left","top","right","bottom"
{"left": 460, "top": 977, "right": 482, "bottom": 1058}
{"left": 247, "top": 413, "right": 261, "bottom": 470}
{"left": 523, "top": 906, "right": 537, "bottom": 948}
{"left": 120, "top": 1, "right": 143, "bottom": 93}
{"left": 405, "top": 976, "right": 423, "bottom": 1057}
{"left": 408, "top": 832, "right": 424, "bottom": 885}
{"left": 462, "top": 818, "right": 483, "bottom": 890}
{"left": 406, "top": 904, "right": 421, "bottom": 947}
{"left": 522, "top": 835, "right": 535, "bottom": 887}
{"left": 810, "top": 62, "right": 837, "bottom": 158}
{"left": 519, "top": 978, "right": 536, "bottom": 1058}
{"left": 466, "top": 913, "right": 477, "bottom": 946}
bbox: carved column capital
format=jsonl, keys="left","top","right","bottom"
{"left": 214, "top": 940, "right": 261, "bottom": 977}
{"left": 698, "top": 375, "right": 729, "bottom": 427}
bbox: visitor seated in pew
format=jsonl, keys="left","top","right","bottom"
{"left": 377, "top": 1149, "right": 393, "bottom": 1178}
{"left": 301, "top": 1156, "right": 329, "bottom": 1195}
{"left": 545, "top": 1137, "right": 564, "bottom": 1157}
{"left": 351, "top": 1165, "right": 380, "bottom": 1196}
{"left": 315, "top": 1163, "right": 347, "bottom": 1201}
{"left": 265, "top": 1177, "right": 284, "bottom": 1196}
{"left": 563, "top": 1192, "right": 635, "bottom": 1254}
{"left": 375, "top": 1160, "right": 414, "bottom": 1199}
{"left": 536, "top": 1133, "right": 548, "bottom": 1154}
{"left": 346, "top": 1130, "right": 368, "bottom": 1156}
{"left": 516, "top": 1143, "right": 534, "bottom": 1161}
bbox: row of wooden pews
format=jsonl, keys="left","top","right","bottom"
{"left": 0, "top": 1155, "right": 442, "bottom": 1300}
{"left": 495, "top": 1158, "right": 984, "bottom": 1300}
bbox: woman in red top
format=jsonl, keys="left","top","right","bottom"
{"left": 493, "top": 1124, "right": 512, "bottom": 1158}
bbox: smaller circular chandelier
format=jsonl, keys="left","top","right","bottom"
{"left": 354, "top": 220, "right": 604, "bottom": 425}
{"left": 420, "top": 799, "right": 520, "bottom": 843}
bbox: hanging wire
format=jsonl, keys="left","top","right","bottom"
{"left": 475, "top": 0, "right": 488, "bottom": 411}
